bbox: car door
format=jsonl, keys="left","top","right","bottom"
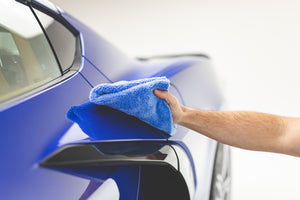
{"left": 0, "top": 1, "right": 110, "bottom": 199}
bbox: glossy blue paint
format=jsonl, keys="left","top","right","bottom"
{"left": 61, "top": 12, "right": 201, "bottom": 84}
{"left": 51, "top": 166, "right": 140, "bottom": 200}
{"left": 0, "top": 72, "right": 91, "bottom": 199}
{"left": 1, "top": 1, "right": 226, "bottom": 199}
{"left": 61, "top": 12, "right": 136, "bottom": 82}
{"left": 79, "top": 57, "right": 111, "bottom": 87}
{"left": 79, "top": 180, "right": 103, "bottom": 200}
{"left": 111, "top": 166, "right": 140, "bottom": 200}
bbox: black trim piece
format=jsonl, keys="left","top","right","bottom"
{"left": 30, "top": 0, "right": 82, "bottom": 74}
{"left": 40, "top": 141, "right": 176, "bottom": 168}
{"left": 16, "top": 0, "right": 82, "bottom": 74}
{"left": 16, "top": 0, "right": 78, "bottom": 36}
{"left": 137, "top": 53, "right": 210, "bottom": 61}
{"left": 138, "top": 165, "right": 190, "bottom": 200}
{"left": 169, "top": 144, "right": 180, "bottom": 171}
{"left": 40, "top": 140, "right": 195, "bottom": 199}
{"left": 67, "top": 36, "right": 82, "bottom": 73}
{"left": 15, "top": 0, "right": 31, "bottom": 6}
{"left": 0, "top": 0, "right": 82, "bottom": 109}
{"left": 29, "top": 5, "right": 63, "bottom": 75}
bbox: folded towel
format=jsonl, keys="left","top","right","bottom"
{"left": 89, "top": 76, "right": 175, "bottom": 135}
{"left": 67, "top": 103, "right": 169, "bottom": 140}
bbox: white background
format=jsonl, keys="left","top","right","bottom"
{"left": 51, "top": 0, "right": 300, "bottom": 199}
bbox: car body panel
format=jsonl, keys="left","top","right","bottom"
{"left": 79, "top": 57, "right": 110, "bottom": 87}
{"left": 61, "top": 12, "right": 136, "bottom": 82}
{"left": 0, "top": 1, "right": 226, "bottom": 199}
{"left": 0, "top": 71, "right": 91, "bottom": 199}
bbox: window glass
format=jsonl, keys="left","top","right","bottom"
{"left": 34, "top": 9, "right": 76, "bottom": 72}
{"left": 0, "top": 1, "right": 61, "bottom": 103}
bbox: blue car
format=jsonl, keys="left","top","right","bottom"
{"left": 0, "top": 0, "right": 231, "bottom": 199}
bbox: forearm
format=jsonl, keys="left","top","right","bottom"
{"left": 154, "top": 89, "right": 300, "bottom": 156}
{"left": 179, "top": 107, "right": 289, "bottom": 154}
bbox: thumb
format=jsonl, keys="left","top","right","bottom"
{"left": 154, "top": 89, "right": 168, "bottom": 100}
{"left": 154, "top": 89, "right": 174, "bottom": 107}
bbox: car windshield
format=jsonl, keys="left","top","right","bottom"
{"left": 0, "top": 1, "right": 61, "bottom": 104}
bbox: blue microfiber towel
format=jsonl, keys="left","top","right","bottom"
{"left": 67, "top": 103, "right": 169, "bottom": 140}
{"left": 89, "top": 76, "right": 175, "bottom": 135}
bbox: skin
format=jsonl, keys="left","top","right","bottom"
{"left": 154, "top": 89, "right": 300, "bottom": 157}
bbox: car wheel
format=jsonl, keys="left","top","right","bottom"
{"left": 210, "top": 143, "right": 231, "bottom": 200}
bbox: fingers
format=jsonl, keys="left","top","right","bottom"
{"left": 154, "top": 89, "right": 168, "bottom": 100}
{"left": 154, "top": 89, "right": 184, "bottom": 124}
{"left": 154, "top": 89, "right": 175, "bottom": 106}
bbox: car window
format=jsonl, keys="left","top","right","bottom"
{"left": 0, "top": 1, "right": 61, "bottom": 104}
{"left": 33, "top": 8, "right": 76, "bottom": 72}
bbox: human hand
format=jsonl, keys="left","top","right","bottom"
{"left": 154, "top": 89, "right": 186, "bottom": 124}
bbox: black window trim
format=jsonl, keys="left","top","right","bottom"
{"left": 30, "top": 5, "right": 64, "bottom": 75}
{"left": 16, "top": 0, "right": 78, "bottom": 36}
{"left": 16, "top": 0, "right": 81, "bottom": 74}
{"left": 0, "top": 0, "right": 82, "bottom": 110}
